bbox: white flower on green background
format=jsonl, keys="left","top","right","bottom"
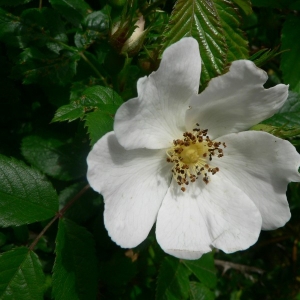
{"left": 87, "top": 37, "right": 300, "bottom": 260}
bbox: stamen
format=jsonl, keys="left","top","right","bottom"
{"left": 166, "top": 124, "right": 226, "bottom": 192}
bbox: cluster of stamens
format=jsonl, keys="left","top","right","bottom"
{"left": 166, "top": 124, "right": 226, "bottom": 192}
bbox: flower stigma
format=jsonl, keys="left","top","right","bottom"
{"left": 166, "top": 124, "right": 226, "bottom": 192}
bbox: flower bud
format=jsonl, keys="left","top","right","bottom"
{"left": 110, "top": 16, "right": 146, "bottom": 57}
{"left": 121, "top": 15, "right": 146, "bottom": 56}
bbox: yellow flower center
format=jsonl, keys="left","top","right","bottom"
{"left": 166, "top": 125, "right": 226, "bottom": 192}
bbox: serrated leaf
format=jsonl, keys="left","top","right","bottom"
{"left": 263, "top": 91, "right": 300, "bottom": 127}
{"left": 214, "top": 0, "right": 249, "bottom": 62}
{"left": 281, "top": 15, "right": 300, "bottom": 93}
{"left": 190, "top": 282, "right": 215, "bottom": 300}
{"left": 52, "top": 85, "right": 123, "bottom": 122}
{"left": 0, "top": 8, "right": 67, "bottom": 51}
{"left": 0, "top": 8, "right": 46, "bottom": 48}
{"left": 183, "top": 253, "right": 217, "bottom": 289}
{"left": 85, "top": 110, "right": 113, "bottom": 145}
{"left": 75, "top": 10, "right": 109, "bottom": 49}
{"left": 21, "top": 134, "right": 87, "bottom": 181}
{"left": 0, "top": 247, "right": 45, "bottom": 300}
{"left": 52, "top": 102, "right": 85, "bottom": 122}
{"left": 84, "top": 10, "right": 109, "bottom": 32}
{"left": 52, "top": 218, "right": 98, "bottom": 300}
{"left": 0, "top": 155, "right": 58, "bottom": 227}
{"left": 16, "top": 47, "right": 80, "bottom": 85}
{"left": 156, "top": 256, "right": 190, "bottom": 300}
{"left": 59, "top": 182, "right": 102, "bottom": 224}
{"left": 161, "top": 0, "right": 227, "bottom": 85}
{"left": 49, "top": 0, "right": 92, "bottom": 26}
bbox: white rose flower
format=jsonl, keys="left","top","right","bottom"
{"left": 87, "top": 37, "right": 300, "bottom": 260}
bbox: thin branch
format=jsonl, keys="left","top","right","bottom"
{"left": 79, "top": 52, "right": 109, "bottom": 86}
{"left": 29, "top": 184, "right": 90, "bottom": 251}
{"left": 215, "top": 259, "right": 264, "bottom": 275}
{"left": 39, "top": 0, "right": 42, "bottom": 10}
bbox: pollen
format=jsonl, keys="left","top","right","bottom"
{"left": 166, "top": 125, "right": 225, "bottom": 191}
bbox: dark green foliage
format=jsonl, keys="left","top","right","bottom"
{"left": 0, "top": 0, "right": 299, "bottom": 299}
{"left": 264, "top": 91, "right": 300, "bottom": 127}
{"left": 52, "top": 218, "right": 98, "bottom": 300}
{"left": 281, "top": 15, "right": 300, "bottom": 93}
{"left": 0, "top": 155, "right": 58, "bottom": 227}
{"left": 156, "top": 256, "right": 191, "bottom": 300}
{"left": 21, "top": 134, "right": 87, "bottom": 181}
{"left": 183, "top": 253, "right": 217, "bottom": 289}
{"left": 0, "top": 247, "right": 45, "bottom": 300}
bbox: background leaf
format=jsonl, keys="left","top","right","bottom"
{"left": 21, "top": 134, "right": 87, "bottom": 181}
{"left": 183, "top": 253, "right": 217, "bottom": 289}
{"left": 58, "top": 182, "right": 102, "bottom": 224}
{"left": 189, "top": 281, "right": 215, "bottom": 300}
{"left": 281, "top": 15, "right": 300, "bottom": 93}
{"left": 215, "top": 0, "right": 248, "bottom": 62}
{"left": 85, "top": 110, "right": 113, "bottom": 145}
{"left": 52, "top": 85, "right": 123, "bottom": 123}
{"left": 0, "top": 155, "right": 58, "bottom": 227}
{"left": 52, "top": 218, "right": 98, "bottom": 300}
{"left": 49, "top": 0, "right": 92, "bottom": 26}
{"left": 0, "top": 247, "right": 45, "bottom": 300}
{"left": 156, "top": 256, "right": 191, "bottom": 300}
{"left": 263, "top": 91, "right": 300, "bottom": 127}
{"left": 16, "top": 47, "right": 80, "bottom": 85}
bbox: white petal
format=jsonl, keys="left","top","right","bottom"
{"left": 87, "top": 132, "right": 171, "bottom": 248}
{"left": 156, "top": 176, "right": 262, "bottom": 260}
{"left": 115, "top": 37, "right": 201, "bottom": 150}
{"left": 216, "top": 131, "right": 300, "bottom": 230}
{"left": 186, "top": 60, "right": 288, "bottom": 139}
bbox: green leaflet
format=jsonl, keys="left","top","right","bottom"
{"left": 183, "top": 253, "right": 217, "bottom": 289}
{"left": 156, "top": 256, "right": 191, "bottom": 300}
{"left": 281, "top": 15, "right": 300, "bottom": 94}
{"left": 52, "top": 218, "right": 98, "bottom": 300}
{"left": 85, "top": 110, "right": 114, "bottom": 145}
{"left": 160, "top": 0, "right": 248, "bottom": 85}
{"left": 21, "top": 134, "right": 87, "bottom": 181}
{"left": 16, "top": 47, "right": 80, "bottom": 85}
{"left": 49, "top": 0, "right": 92, "bottom": 26}
{"left": 0, "top": 8, "right": 67, "bottom": 50}
{"left": 0, "top": 247, "right": 45, "bottom": 300}
{"left": 189, "top": 281, "right": 215, "bottom": 300}
{"left": 0, "top": 155, "right": 58, "bottom": 227}
{"left": 263, "top": 91, "right": 300, "bottom": 128}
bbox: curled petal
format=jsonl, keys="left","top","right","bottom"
{"left": 186, "top": 60, "right": 288, "bottom": 139}
{"left": 87, "top": 132, "right": 171, "bottom": 248}
{"left": 115, "top": 37, "right": 201, "bottom": 150}
{"left": 216, "top": 130, "right": 300, "bottom": 230}
{"left": 156, "top": 178, "right": 262, "bottom": 260}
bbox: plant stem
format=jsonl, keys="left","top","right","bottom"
{"left": 28, "top": 184, "right": 90, "bottom": 251}
{"left": 79, "top": 52, "right": 109, "bottom": 86}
